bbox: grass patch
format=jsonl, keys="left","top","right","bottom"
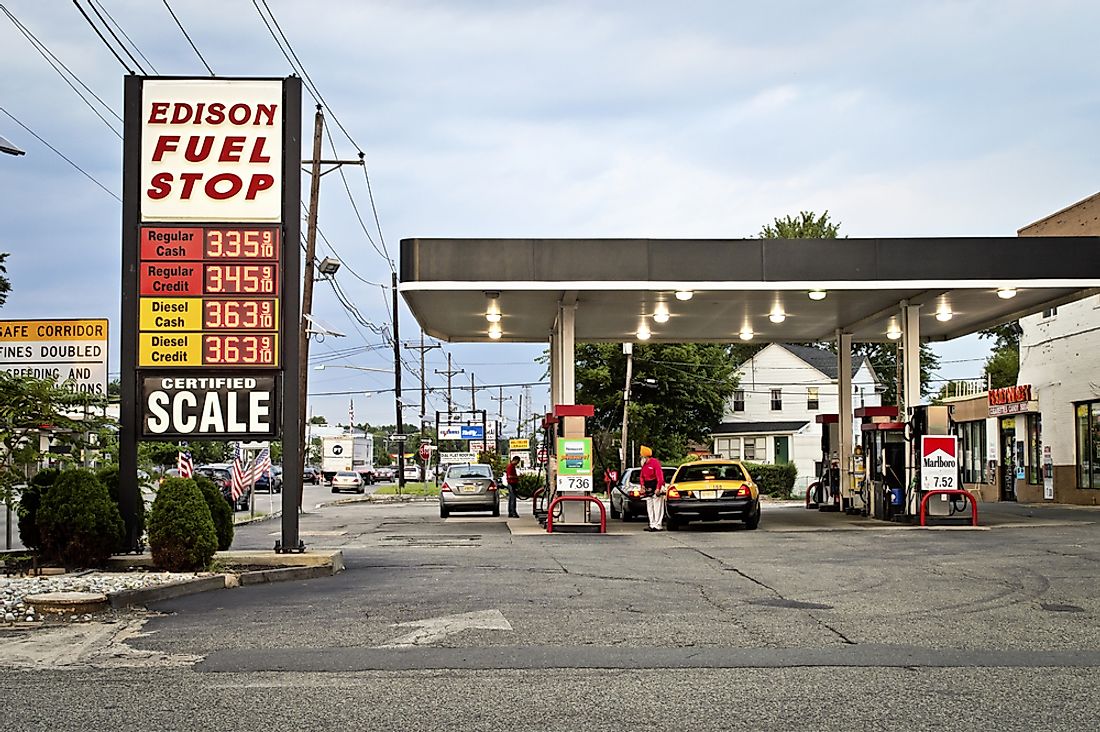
{"left": 372, "top": 482, "right": 439, "bottom": 497}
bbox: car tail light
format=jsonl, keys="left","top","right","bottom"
{"left": 441, "top": 482, "right": 452, "bottom": 493}
{"left": 629, "top": 489, "right": 641, "bottom": 498}
{"left": 667, "top": 488, "right": 681, "bottom": 499}
{"left": 733, "top": 485, "right": 750, "bottom": 497}
{"left": 488, "top": 481, "right": 497, "bottom": 492}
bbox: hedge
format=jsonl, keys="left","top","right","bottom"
{"left": 195, "top": 475, "right": 234, "bottom": 550}
{"left": 36, "top": 468, "right": 124, "bottom": 568}
{"left": 511, "top": 472, "right": 545, "bottom": 499}
{"left": 743, "top": 462, "right": 798, "bottom": 498}
{"left": 148, "top": 477, "right": 218, "bottom": 571}
{"left": 16, "top": 468, "right": 60, "bottom": 551}
{"left": 95, "top": 464, "right": 146, "bottom": 552}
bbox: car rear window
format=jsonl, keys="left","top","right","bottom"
{"left": 447, "top": 465, "right": 492, "bottom": 479}
{"left": 336, "top": 471, "right": 357, "bottom": 477}
{"left": 626, "top": 467, "right": 676, "bottom": 484}
{"left": 676, "top": 464, "right": 746, "bottom": 482}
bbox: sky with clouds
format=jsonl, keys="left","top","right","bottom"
{"left": 1, "top": 0, "right": 1097, "bottom": 429}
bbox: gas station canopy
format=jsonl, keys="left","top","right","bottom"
{"left": 400, "top": 237, "right": 1100, "bottom": 343}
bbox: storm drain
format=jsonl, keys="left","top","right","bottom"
{"left": 1040, "top": 603, "right": 1085, "bottom": 613}
{"left": 380, "top": 535, "right": 482, "bottom": 548}
{"left": 747, "top": 598, "right": 834, "bottom": 611}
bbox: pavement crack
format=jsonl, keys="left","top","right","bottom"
{"left": 808, "top": 612, "right": 857, "bottom": 645}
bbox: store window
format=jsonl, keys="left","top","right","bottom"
{"left": 1077, "top": 401, "right": 1100, "bottom": 489}
{"left": 1027, "top": 414, "right": 1042, "bottom": 485}
{"left": 733, "top": 390, "right": 745, "bottom": 412}
{"left": 771, "top": 389, "right": 782, "bottom": 411}
{"left": 807, "top": 387, "right": 820, "bottom": 410}
{"left": 959, "top": 420, "right": 986, "bottom": 484}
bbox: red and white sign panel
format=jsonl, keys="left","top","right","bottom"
{"left": 140, "top": 80, "right": 283, "bottom": 222}
{"left": 920, "top": 436, "right": 958, "bottom": 491}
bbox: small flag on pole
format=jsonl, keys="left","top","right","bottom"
{"left": 248, "top": 446, "right": 272, "bottom": 483}
{"left": 231, "top": 442, "right": 250, "bottom": 501}
{"left": 177, "top": 450, "right": 193, "bottom": 478}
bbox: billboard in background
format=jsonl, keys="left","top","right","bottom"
{"left": 0, "top": 318, "right": 108, "bottom": 395}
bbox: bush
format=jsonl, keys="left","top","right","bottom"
{"left": 36, "top": 469, "right": 124, "bottom": 568}
{"left": 744, "top": 462, "right": 798, "bottom": 498}
{"left": 512, "top": 472, "right": 545, "bottom": 499}
{"left": 195, "top": 475, "right": 234, "bottom": 551}
{"left": 148, "top": 477, "right": 218, "bottom": 571}
{"left": 95, "top": 464, "right": 146, "bottom": 552}
{"left": 16, "top": 468, "right": 60, "bottom": 551}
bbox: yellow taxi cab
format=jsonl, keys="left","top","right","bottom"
{"left": 665, "top": 459, "right": 760, "bottom": 530}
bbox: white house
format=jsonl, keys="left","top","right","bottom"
{"left": 710, "top": 344, "right": 882, "bottom": 490}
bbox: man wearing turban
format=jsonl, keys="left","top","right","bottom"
{"left": 639, "top": 445, "right": 666, "bottom": 531}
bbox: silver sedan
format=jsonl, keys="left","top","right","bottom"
{"left": 439, "top": 464, "right": 499, "bottom": 518}
{"left": 330, "top": 470, "right": 365, "bottom": 494}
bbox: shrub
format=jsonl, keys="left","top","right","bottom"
{"left": 195, "top": 475, "right": 234, "bottom": 550}
{"left": 744, "top": 462, "right": 798, "bottom": 498}
{"left": 95, "top": 464, "right": 146, "bottom": 552}
{"left": 148, "top": 477, "right": 218, "bottom": 571}
{"left": 16, "top": 468, "right": 60, "bottom": 551}
{"left": 36, "top": 469, "right": 124, "bottom": 568}
{"left": 512, "top": 472, "right": 545, "bottom": 499}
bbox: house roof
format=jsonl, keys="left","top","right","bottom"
{"left": 712, "top": 420, "right": 810, "bottom": 435}
{"left": 775, "top": 344, "right": 867, "bottom": 380}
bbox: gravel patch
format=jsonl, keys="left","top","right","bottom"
{"left": 3, "top": 571, "right": 207, "bottom": 624}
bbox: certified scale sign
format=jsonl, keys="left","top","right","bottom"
{"left": 920, "top": 436, "right": 958, "bottom": 491}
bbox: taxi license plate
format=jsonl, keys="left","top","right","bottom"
{"left": 699, "top": 490, "right": 716, "bottom": 500}
{"left": 461, "top": 485, "right": 478, "bottom": 493}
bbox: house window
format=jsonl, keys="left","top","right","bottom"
{"left": 1076, "top": 402, "right": 1100, "bottom": 489}
{"left": 733, "top": 390, "right": 745, "bottom": 412}
{"left": 770, "top": 389, "right": 782, "bottom": 411}
{"left": 807, "top": 387, "right": 819, "bottom": 411}
{"left": 743, "top": 437, "right": 756, "bottom": 460}
{"left": 1027, "top": 414, "right": 1042, "bottom": 485}
{"left": 959, "top": 420, "right": 986, "bottom": 484}
{"left": 728, "top": 438, "right": 741, "bottom": 460}
{"left": 1043, "top": 307, "right": 1058, "bottom": 318}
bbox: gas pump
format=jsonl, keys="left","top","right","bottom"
{"left": 812, "top": 414, "right": 841, "bottom": 512}
{"left": 856, "top": 406, "right": 906, "bottom": 521}
{"left": 542, "top": 404, "right": 602, "bottom": 532}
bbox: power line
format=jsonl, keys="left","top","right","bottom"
{"left": 84, "top": 0, "right": 145, "bottom": 73}
{"left": 161, "top": 0, "right": 214, "bottom": 76}
{"left": 89, "top": 0, "right": 158, "bottom": 73}
{"left": 71, "top": 0, "right": 133, "bottom": 72}
{"left": 0, "top": 105, "right": 120, "bottom": 202}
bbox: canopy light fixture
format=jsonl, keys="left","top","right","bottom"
{"left": 997, "top": 288, "right": 1017, "bottom": 299}
{"left": 675, "top": 290, "right": 694, "bottom": 301}
{"left": 935, "top": 306, "right": 953, "bottom": 322}
{"left": 768, "top": 308, "right": 786, "bottom": 324}
{"left": 886, "top": 324, "right": 902, "bottom": 340}
{"left": 739, "top": 328, "right": 754, "bottom": 341}
{"left": 488, "top": 323, "right": 502, "bottom": 340}
{"left": 653, "top": 303, "right": 670, "bottom": 323}
{"left": 636, "top": 324, "right": 651, "bottom": 341}
{"left": 808, "top": 290, "right": 827, "bottom": 301}
{"left": 485, "top": 291, "right": 502, "bottom": 322}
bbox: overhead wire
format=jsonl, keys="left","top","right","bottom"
{"left": 83, "top": 0, "right": 145, "bottom": 73}
{"left": 0, "top": 105, "right": 121, "bottom": 202}
{"left": 89, "top": 0, "right": 158, "bottom": 73}
{"left": 70, "top": 0, "right": 132, "bottom": 72}
{"left": 2, "top": 4, "right": 123, "bottom": 138}
{"left": 160, "top": 0, "right": 214, "bottom": 76}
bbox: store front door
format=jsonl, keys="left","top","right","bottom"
{"left": 1000, "top": 417, "right": 1017, "bottom": 501}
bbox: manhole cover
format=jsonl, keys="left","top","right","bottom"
{"left": 1040, "top": 603, "right": 1084, "bottom": 613}
{"left": 748, "top": 598, "right": 834, "bottom": 610}
{"left": 381, "top": 535, "right": 481, "bottom": 547}
{"left": 23, "top": 591, "right": 109, "bottom": 614}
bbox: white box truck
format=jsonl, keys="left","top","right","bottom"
{"left": 321, "top": 434, "right": 375, "bottom": 484}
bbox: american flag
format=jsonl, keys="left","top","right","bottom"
{"left": 177, "top": 450, "right": 193, "bottom": 478}
{"left": 248, "top": 446, "right": 272, "bottom": 483}
{"left": 231, "top": 442, "right": 250, "bottom": 500}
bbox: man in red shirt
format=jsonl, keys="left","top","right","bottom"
{"left": 639, "top": 445, "right": 666, "bottom": 531}
{"left": 505, "top": 455, "right": 521, "bottom": 518}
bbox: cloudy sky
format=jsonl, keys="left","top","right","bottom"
{"left": 1, "top": 0, "right": 1097, "bottom": 429}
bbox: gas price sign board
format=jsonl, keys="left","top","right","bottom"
{"left": 122, "top": 76, "right": 301, "bottom": 443}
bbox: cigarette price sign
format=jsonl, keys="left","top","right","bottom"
{"left": 137, "top": 225, "right": 281, "bottom": 367}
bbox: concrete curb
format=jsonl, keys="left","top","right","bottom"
{"left": 237, "top": 564, "right": 336, "bottom": 586}
{"left": 109, "top": 575, "right": 227, "bottom": 609}
{"left": 235, "top": 511, "right": 281, "bottom": 526}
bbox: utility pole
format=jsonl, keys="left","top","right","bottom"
{"left": 470, "top": 373, "right": 477, "bottom": 412}
{"left": 405, "top": 331, "right": 440, "bottom": 480}
{"left": 297, "top": 105, "right": 363, "bottom": 515}
{"left": 620, "top": 342, "right": 634, "bottom": 472}
{"left": 392, "top": 271, "right": 406, "bottom": 493}
{"left": 491, "top": 387, "right": 511, "bottom": 454}
{"left": 435, "top": 353, "right": 464, "bottom": 418}
{"left": 516, "top": 390, "right": 524, "bottom": 438}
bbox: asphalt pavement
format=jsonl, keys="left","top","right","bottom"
{"left": 6, "top": 496, "right": 1100, "bottom": 730}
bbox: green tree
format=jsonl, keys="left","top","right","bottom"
{"left": 757, "top": 211, "right": 940, "bottom": 400}
{"left": 574, "top": 343, "right": 737, "bottom": 464}
{"left": 147, "top": 477, "right": 218, "bottom": 571}
{"left": 759, "top": 210, "right": 842, "bottom": 239}
{"left": 0, "top": 252, "right": 10, "bottom": 308}
{"left": 980, "top": 322, "right": 1021, "bottom": 389}
{"left": 0, "top": 373, "right": 109, "bottom": 504}
{"left": 308, "top": 415, "right": 327, "bottom": 425}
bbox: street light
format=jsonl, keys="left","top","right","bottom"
{"left": 1, "top": 133, "right": 26, "bottom": 156}
{"left": 317, "top": 257, "right": 341, "bottom": 276}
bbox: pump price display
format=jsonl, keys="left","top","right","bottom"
{"left": 138, "top": 224, "right": 281, "bottom": 368}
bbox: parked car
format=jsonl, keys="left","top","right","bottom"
{"left": 609, "top": 465, "right": 677, "bottom": 521}
{"left": 330, "top": 470, "right": 365, "bottom": 494}
{"left": 253, "top": 467, "right": 282, "bottom": 494}
{"left": 439, "top": 463, "right": 499, "bottom": 518}
{"left": 664, "top": 459, "right": 761, "bottom": 530}
{"left": 404, "top": 464, "right": 422, "bottom": 481}
{"left": 303, "top": 466, "right": 323, "bottom": 484}
{"left": 195, "top": 463, "right": 251, "bottom": 511}
{"left": 373, "top": 465, "right": 395, "bottom": 482}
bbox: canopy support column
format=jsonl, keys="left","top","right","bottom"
{"left": 557, "top": 299, "right": 576, "bottom": 405}
{"left": 837, "top": 330, "right": 853, "bottom": 511}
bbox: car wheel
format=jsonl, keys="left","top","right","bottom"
{"left": 666, "top": 519, "right": 681, "bottom": 531}
{"left": 609, "top": 497, "right": 620, "bottom": 519}
{"left": 358, "top": 486, "right": 365, "bottom": 494}
{"left": 440, "top": 503, "right": 449, "bottom": 518}
{"left": 745, "top": 506, "right": 761, "bottom": 530}
{"left": 492, "top": 502, "right": 500, "bottom": 517}
{"left": 621, "top": 503, "right": 632, "bottom": 522}
{"left": 331, "top": 486, "right": 338, "bottom": 493}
